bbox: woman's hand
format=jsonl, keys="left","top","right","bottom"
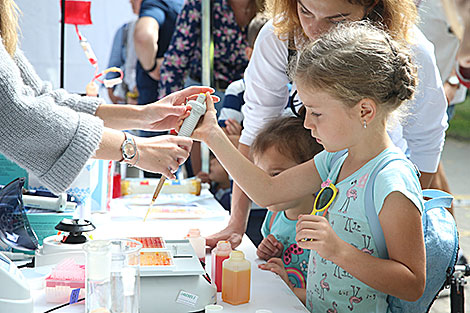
{"left": 296, "top": 214, "right": 344, "bottom": 261}
{"left": 191, "top": 92, "right": 223, "bottom": 145}
{"left": 257, "top": 234, "right": 284, "bottom": 260}
{"left": 258, "top": 258, "right": 292, "bottom": 290}
{"left": 140, "top": 86, "right": 217, "bottom": 131}
{"left": 133, "top": 135, "right": 193, "bottom": 179}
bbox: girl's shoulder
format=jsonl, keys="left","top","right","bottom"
{"left": 373, "top": 147, "right": 424, "bottom": 214}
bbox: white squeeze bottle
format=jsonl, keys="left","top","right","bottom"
{"left": 187, "top": 229, "right": 206, "bottom": 265}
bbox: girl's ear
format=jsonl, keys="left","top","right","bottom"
{"left": 358, "top": 98, "right": 377, "bottom": 124}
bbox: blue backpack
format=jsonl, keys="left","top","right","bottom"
{"left": 330, "top": 151, "right": 459, "bottom": 313}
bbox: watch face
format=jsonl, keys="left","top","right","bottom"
{"left": 123, "top": 142, "right": 136, "bottom": 159}
{"left": 448, "top": 75, "right": 460, "bottom": 86}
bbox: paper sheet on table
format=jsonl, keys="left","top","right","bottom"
{"left": 121, "top": 189, "right": 214, "bottom": 206}
{"left": 127, "top": 203, "right": 225, "bottom": 219}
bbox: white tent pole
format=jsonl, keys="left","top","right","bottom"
{"left": 200, "top": 0, "right": 211, "bottom": 173}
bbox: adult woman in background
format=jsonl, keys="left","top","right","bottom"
{"left": 0, "top": 0, "right": 212, "bottom": 194}
{"left": 158, "top": 0, "right": 265, "bottom": 99}
{"left": 206, "top": 0, "right": 448, "bottom": 249}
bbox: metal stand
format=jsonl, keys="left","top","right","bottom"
{"left": 449, "top": 264, "right": 470, "bottom": 313}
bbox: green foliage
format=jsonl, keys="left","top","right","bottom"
{"left": 447, "top": 95, "right": 470, "bottom": 141}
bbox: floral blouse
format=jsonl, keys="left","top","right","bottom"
{"left": 158, "top": 0, "right": 250, "bottom": 98}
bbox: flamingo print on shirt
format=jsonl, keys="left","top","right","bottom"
{"left": 361, "top": 234, "right": 374, "bottom": 255}
{"left": 319, "top": 273, "right": 330, "bottom": 300}
{"left": 326, "top": 301, "right": 338, "bottom": 313}
{"left": 348, "top": 285, "right": 363, "bottom": 311}
{"left": 338, "top": 180, "right": 358, "bottom": 213}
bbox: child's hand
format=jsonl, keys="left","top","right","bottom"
{"left": 191, "top": 92, "right": 222, "bottom": 144}
{"left": 257, "top": 234, "right": 284, "bottom": 260}
{"left": 196, "top": 171, "right": 211, "bottom": 184}
{"left": 296, "top": 214, "right": 343, "bottom": 261}
{"left": 258, "top": 258, "right": 293, "bottom": 290}
{"left": 224, "top": 119, "right": 243, "bottom": 136}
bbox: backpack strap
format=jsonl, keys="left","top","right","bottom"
{"left": 422, "top": 189, "right": 453, "bottom": 213}
{"left": 268, "top": 211, "right": 279, "bottom": 232}
{"left": 330, "top": 150, "right": 348, "bottom": 169}
{"left": 363, "top": 156, "right": 406, "bottom": 259}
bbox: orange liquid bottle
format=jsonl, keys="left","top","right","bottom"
{"left": 222, "top": 251, "right": 251, "bottom": 305}
{"left": 211, "top": 241, "right": 231, "bottom": 292}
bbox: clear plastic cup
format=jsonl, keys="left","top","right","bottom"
{"left": 84, "top": 239, "right": 142, "bottom": 313}
{"left": 84, "top": 240, "right": 112, "bottom": 313}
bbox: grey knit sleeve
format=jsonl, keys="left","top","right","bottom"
{"left": 14, "top": 49, "right": 104, "bottom": 115}
{"left": 0, "top": 44, "right": 104, "bottom": 194}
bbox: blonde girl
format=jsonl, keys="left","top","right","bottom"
{"left": 193, "top": 22, "right": 425, "bottom": 312}
{"left": 207, "top": 0, "right": 447, "bottom": 251}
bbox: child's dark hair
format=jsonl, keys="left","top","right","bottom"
{"left": 247, "top": 13, "right": 269, "bottom": 47}
{"left": 251, "top": 116, "right": 323, "bottom": 164}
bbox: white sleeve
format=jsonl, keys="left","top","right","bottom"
{"left": 402, "top": 27, "right": 448, "bottom": 173}
{"left": 239, "top": 20, "right": 291, "bottom": 146}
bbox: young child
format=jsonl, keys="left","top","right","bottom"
{"left": 197, "top": 152, "right": 232, "bottom": 211}
{"left": 193, "top": 22, "right": 426, "bottom": 312}
{"left": 251, "top": 116, "right": 323, "bottom": 292}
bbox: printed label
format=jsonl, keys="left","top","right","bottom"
{"left": 176, "top": 290, "right": 199, "bottom": 307}
{"left": 69, "top": 288, "right": 81, "bottom": 304}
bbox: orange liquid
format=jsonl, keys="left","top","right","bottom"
{"left": 221, "top": 268, "right": 250, "bottom": 305}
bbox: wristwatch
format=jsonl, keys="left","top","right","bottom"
{"left": 447, "top": 75, "right": 460, "bottom": 87}
{"left": 120, "top": 132, "right": 137, "bottom": 162}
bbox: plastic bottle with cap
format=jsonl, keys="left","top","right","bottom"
{"left": 222, "top": 250, "right": 251, "bottom": 305}
{"left": 211, "top": 241, "right": 232, "bottom": 292}
{"left": 186, "top": 228, "right": 206, "bottom": 264}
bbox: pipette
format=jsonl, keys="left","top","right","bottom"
{"left": 143, "top": 93, "right": 207, "bottom": 221}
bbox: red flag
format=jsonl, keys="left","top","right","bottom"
{"left": 61, "top": 0, "right": 92, "bottom": 25}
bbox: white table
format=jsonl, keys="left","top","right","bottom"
{"left": 30, "top": 192, "right": 308, "bottom": 313}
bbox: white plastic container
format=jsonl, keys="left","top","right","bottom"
{"left": 187, "top": 229, "right": 206, "bottom": 264}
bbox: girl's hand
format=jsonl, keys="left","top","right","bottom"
{"left": 191, "top": 92, "right": 223, "bottom": 144}
{"left": 257, "top": 234, "right": 284, "bottom": 260}
{"left": 296, "top": 214, "right": 343, "bottom": 261}
{"left": 141, "top": 86, "right": 217, "bottom": 131}
{"left": 258, "top": 258, "right": 293, "bottom": 290}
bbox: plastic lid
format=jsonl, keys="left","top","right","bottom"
{"left": 187, "top": 229, "right": 201, "bottom": 237}
{"left": 229, "top": 250, "right": 245, "bottom": 260}
{"left": 216, "top": 240, "right": 231, "bottom": 251}
{"left": 205, "top": 304, "right": 223, "bottom": 312}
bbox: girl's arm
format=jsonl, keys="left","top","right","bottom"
{"left": 193, "top": 93, "right": 322, "bottom": 208}
{"left": 297, "top": 191, "right": 425, "bottom": 301}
